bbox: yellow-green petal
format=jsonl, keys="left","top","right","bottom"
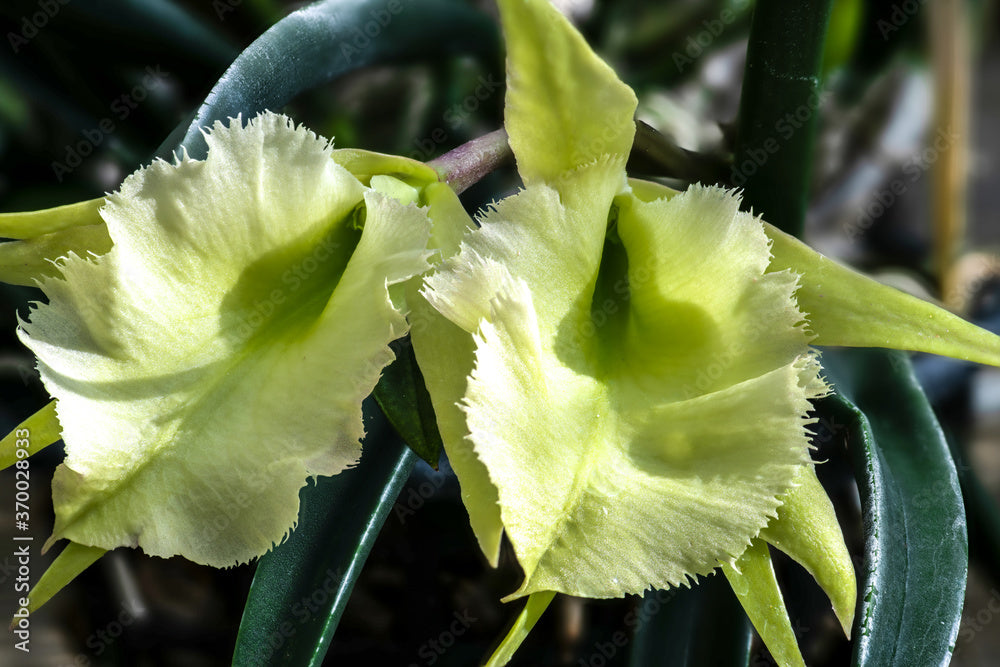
{"left": 761, "top": 465, "right": 856, "bottom": 637}
{"left": 23, "top": 112, "right": 431, "bottom": 567}
{"left": 0, "top": 223, "right": 112, "bottom": 286}
{"left": 723, "top": 539, "right": 805, "bottom": 667}
{"left": 766, "top": 225, "right": 1000, "bottom": 366}
{"left": 498, "top": 0, "right": 637, "bottom": 188}
{"left": 410, "top": 287, "right": 505, "bottom": 564}
{"left": 424, "top": 181, "right": 825, "bottom": 599}
{"left": 330, "top": 147, "right": 439, "bottom": 187}
{"left": 0, "top": 401, "right": 62, "bottom": 472}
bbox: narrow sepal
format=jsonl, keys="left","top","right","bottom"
{"left": 0, "top": 223, "right": 112, "bottom": 287}
{"left": 484, "top": 590, "right": 556, "bottom": 667}
{"left": 767, "top": 224, "right": 1000, "bottom": 366}
{"left": 722, "top": 540, "right": 806, "bottom": 667}
{"left": 0, "top": 401, "right": 62, "bottom": 472}
{"left": 497, "top": 0, "right": 637, "bottom": 186}
{"left": 0, "top": 198, "right": 103, "bottom": 239}
{"left": 20, "top": 542, "right": 106, "bottom": 619}
{"left": 760, "top": 465, "right": 856, "bottom": 637}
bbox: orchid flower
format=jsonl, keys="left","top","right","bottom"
{"left": 409, "top": 1, "right": 1000, "bottom": 665}
{"left": 0, "top": 111, "right": 470, "bottom": 610}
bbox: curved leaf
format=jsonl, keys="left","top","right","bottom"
{"left": 178, "top": 0, "right": 499, "bottom": 159}
{"left": 820, "top": 349, "right": 966, "bottom": 666}
{"left": 232, "top": 404, "right": 416, "bottom": 667}
{"left": 627, "top": 575, "right": 752, "bottom": 667}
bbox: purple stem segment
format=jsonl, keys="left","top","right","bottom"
{"left": 427, "top": 128, "right": 512, "bottom": 194}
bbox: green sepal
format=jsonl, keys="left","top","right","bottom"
{"left": 497, "top": 0, "right": 637, "bottom": 187}
{"left": 0, "top": 198, "right": 111, "bottom": 287}
{"left": 484, "top": 591, "right": 556, "bottom": 667}
{"left": 0, "top": 223, "right": 112, "bottom": 287}
{"left": 0, "top": 198, "right": 103, "bottom": 239}
{"left": 722, "top": 539, "right": 805, "bottom": 667}
{"left": 331, "top": 149, "right": 439, "bottom": 189}
{"left": 0, "top": 401, "right": 62, "bottom": 472}
{"left": 766, "top": 225, "right": 1000, "bottom": 366}
{"left": 22, "top": 542, "right": 106, "bottom": 618}
{"left": 760, "top": 465, "right": 856, "bottom": 636}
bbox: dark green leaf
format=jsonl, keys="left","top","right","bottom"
{"left": 627, "top": 574, "right": 751, "bottom": 667}
{"left": 374, "top": 337, "right": 443, "bottom": 468}
{"left": 734, "top": 0, "right": 833, "bottom": 237}
{"left": 176, "top": 0, "right": 499, "bottom": 159}
{"left": 231, "top": 400, "right": 417, "bottom": 667}
{"left": 821, "top": 349, "right": 967, "bottom": 667}
{"left": 72, "top": 0, "right": 238, "bottom": 67}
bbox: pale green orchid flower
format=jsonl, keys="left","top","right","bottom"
{"left": 0, "top": 111, "right": 470, "bottom": 611}
{"left": 409, "top": 1, "right": 1000, "bottom": 665}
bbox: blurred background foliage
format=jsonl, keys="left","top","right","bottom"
{"left": 1, "top": 0, "right": 1000, "bottom": 665}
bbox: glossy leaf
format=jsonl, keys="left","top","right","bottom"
{"left": 821, "top": 349, "right": 966, "bottom": 666}
{"left": 177, "top": 0, "right": 499, "bottom": 159}
{"left": 232, "top": 406, "right": 416, "bottom": 667}
{"left": 733, "top": 0, "right": 833, "bottom": 236}
{"left": 627, "top": 575, "right": 752, "bottom": 667}
{"left": 373, "top": 338, "right": 443, "bottom": 468}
